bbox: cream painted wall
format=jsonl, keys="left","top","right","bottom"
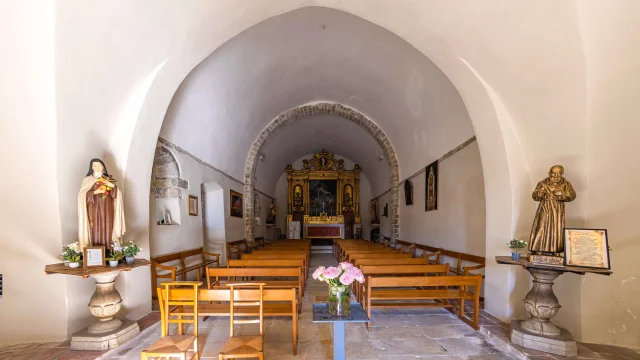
{"left": 148, "top": 147, "right": 274, "bottom": 265}
{"left": 576, "top": 0, "right": 640, "bottom": 347}
{"left": 0, "top": 1, "right": 68, "bottom": 345}
{"left": 273, "top": 153, "right": 373, "bottom": 239}
{"left": 399, "top": 142, "right": 486, "bottom": 257}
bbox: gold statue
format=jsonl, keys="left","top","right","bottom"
{"left": 529, "top": 165, "right": 576, "bottom": 254}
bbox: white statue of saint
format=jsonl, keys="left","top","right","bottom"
{"left": 78, "top": 159, "right": 126, "bottom": 250}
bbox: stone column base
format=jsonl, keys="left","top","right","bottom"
{"left": 511, "top": 320, "right": 577, "bottom": 357}
{"left": 70, "top": 320, "right": 139, "bottom": 351}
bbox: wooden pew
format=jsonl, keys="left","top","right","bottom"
{"left": 365, "top": 275, "right": 483, "bottom": 330}
{"left": 150, "top": 247, "right": 220, "bottom": 297}
{"left": 347, "top": 252, "right": 411, "bottom": 265}
{"left": 354, "top": 257, "right": 429, "bottom": 267}
{"left": 357, "top": 264, "right": 449, "bottom": 304}
{"left": 226, "top": 239, "right": 249, "bottom": 262}
{"left": 158, "top": 286, "right": 299, "bottom": 354}
{"left": 242, "top": 252, "right": 309, "bottom": 278}
{"left": 206, "top": 267, "right": 304, "bottom": 306}
{"left": 227, "top": 259, "right": 306, "bottom": 290}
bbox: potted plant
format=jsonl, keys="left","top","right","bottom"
{"left": 507, "top": 239, "right": 528, "bottom": 260}
{"left": 106, "top": 249, "right": 123, "bottom": 267}
{"left": 312, "top": 262, "right": 365, "bottom": 316}
{"left": 62, "top": 241, "right": 82, "bottom": 268}
{"left": 122, "top": 241, "right": 142, "bottom": 265}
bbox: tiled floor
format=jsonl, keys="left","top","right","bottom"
{"left": 3, "top": 253, "right": 640, "bottom": 360}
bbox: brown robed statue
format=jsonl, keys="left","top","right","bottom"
{"left": 78, "top": 159, "right": 126, "bottom": 251}
{"left": 529, "top": 165, "right": 576, "bottom": 254}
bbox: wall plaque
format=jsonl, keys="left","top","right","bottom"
{"left": 564, "top": 228, "right": 610, "bottom": 269}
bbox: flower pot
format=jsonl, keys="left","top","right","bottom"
{"left": 511, "top": 252, "right": 521, "bottom": 261}
{"left": 125, "top": 257, "right": 135, "bottom": 265}
{"left": 63, "top": 260, "right": 70, "bottom": 267}
{"left": 328, "top": 285, "right": 351, "bottom": 316}
{"left": 69, "top": 262, "right": 80, "bottom": 268}
{"left": 109, "top": 260, "right": 119, "bottom": 267}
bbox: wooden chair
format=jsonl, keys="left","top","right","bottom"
{"left": 219, "top": 283, "right": 265, "bottom": 360}
{"left": 141, "top": 281, "right": 201, "bottom": 360}
{"left": 355, "top": 228, "right": 362, "bottom": 239}
{"left": 276, "top": 228, "right": 285, "bottom": 239}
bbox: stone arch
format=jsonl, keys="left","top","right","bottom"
{"left": 151, "top": 145, "right": 189, "bottom": 199}
{"left": 243, "top": 102, "right": 400, "bottom": 242}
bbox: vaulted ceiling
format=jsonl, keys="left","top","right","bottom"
{"left": 160, "top": 6, "right": 474, "bottom": 195}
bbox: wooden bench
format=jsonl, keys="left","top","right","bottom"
{"left": 365, "top": 275, "right": 483, "bottom": 330}
{"left": 227, "top": 259, "right": 306, "bottom": 291}
{"left": 357, "top": 264, "right": 449, "bottom": 305}
{"left": 242, "top": 252, "right": 309, "bottom": 278}
{"left": 158, "top": 286, "right": 299, "bottom": 354}
{"left": 226, "top": 239, "right": 250, "bottom": 261}
{"left": 150, "top": 247, "right": 220, "bottom": 297}
{"left": 354, "top": 257, "right": 429, "bottom": 267}
{"left": 206, "top": 267, "right": 303, "bottom": 309}
{"left": 347, "top": 252, "right": 411, "bottom": 264}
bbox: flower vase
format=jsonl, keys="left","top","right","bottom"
{"left": 125, "top": 256, "right": 135, "bottom": 265}
{"left": 328, "top": 285, "right": 351, "bottom": 316}
{"left": 69, "top": 262, "right": 80, "bottom": 268}
{"left": 109, "top": 260, "right": 119, "bottom": 267}
{"left": 512, "top": 252, "right": 521, "bottom": 260}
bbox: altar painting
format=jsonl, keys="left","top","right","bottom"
{"left": 309, "top": 179, "right": 337, "bottom": 215}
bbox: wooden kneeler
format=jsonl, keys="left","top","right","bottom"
{"left": 141, "top": 281, "right": 201, "bottom": 360}
{"left": 219, "top": 283, "right": 265, "bottom": 360}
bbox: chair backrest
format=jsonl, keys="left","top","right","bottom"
{"left": 228, "top": 283, "right": 265, "bottom": 337}
{"left": 159, "top": 281, "right": 201, "bottom": 337}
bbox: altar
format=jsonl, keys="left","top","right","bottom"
{"left": 285, "top": 150, "right": 361, "bottom": 243}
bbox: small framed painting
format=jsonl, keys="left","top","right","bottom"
{"left": 230, "top": 190, "right": 243, "bottom": 218}
{"left": 188, "top": 195, "right": 198, "bottom": 216}
{"left": 425, "top": 160, "right": 438, "bottom": 211}
{"left": 564, "top": 228, "right": 611, "bottom": 269}
{"left": 84, "top": 246, "right": 105, "bottom": 268}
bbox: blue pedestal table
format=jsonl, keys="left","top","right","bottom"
{"left": 312, "top": 302, "right": 370, "bottom": 360}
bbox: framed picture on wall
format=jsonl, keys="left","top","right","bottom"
{"left": 564, "top": 228, "right": 611, "bottom": 269}
{"left": 230, "top": 190, "right": 243, "bottom": 218}
{"left": 188, "top": 195, "right": 198, "bottom": 216}
{"left": 425, "top": 160, "right": 439, "bottom": 211}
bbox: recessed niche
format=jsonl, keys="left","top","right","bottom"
{"left": 155, "top": 198, "right": 181, "bottom": 225}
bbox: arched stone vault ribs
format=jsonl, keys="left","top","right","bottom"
{"left": 243, "top": 102, "right": 400, "bottom": 241}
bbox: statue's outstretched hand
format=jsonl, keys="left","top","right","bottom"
{"left": 94, "top": 189, "right": 106, "bottom": 194}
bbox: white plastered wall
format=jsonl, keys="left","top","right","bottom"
{"left": 400, "top": 142, "right": 486, "bottom": 257}
{"left": 149, "top": 146, "right": 274, "bottom": 265}
{"left": 0, "top": 1, "right": 68, "bottom": 345}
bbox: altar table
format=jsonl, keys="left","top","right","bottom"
{"left": 312, "top": 302, "right": 369, "bottom": 360}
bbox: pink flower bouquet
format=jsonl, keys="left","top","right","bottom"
{"left": 312, "top": 262, "right": 365, "bottom": 287}
{"left": 313, "top": 262, "right": 365, "bottom": 316}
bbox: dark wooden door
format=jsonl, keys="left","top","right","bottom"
{"left": 343, "top": 210, "right": 355, "bottom": 239}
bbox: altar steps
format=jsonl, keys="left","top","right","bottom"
{"left": 311, "top": 246, "right": 332, "bottom": 254}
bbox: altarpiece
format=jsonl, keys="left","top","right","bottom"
{"left": 285, "top": 150, "right": 361, "bottom": 243}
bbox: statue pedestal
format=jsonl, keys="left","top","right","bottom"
{"left": 45, "top": 259, "right": 151, "bottom": 351}
{"left": 495, "top": 256, "right": 612, "bottom": 357}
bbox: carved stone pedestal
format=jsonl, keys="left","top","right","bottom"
{"left": 513, "top": 268, "right": 576, "bottom": 357}
{"left": 45, "top": 259, "right": 151, "bottom": 351}
{"left": 70, "top": 270, "right": 140, "bottom": 350}
{"left": 495, "top": 256, "right": 612, "bottom": 358}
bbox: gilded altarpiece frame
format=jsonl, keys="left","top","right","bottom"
{"left": 286, "top": 150, "right": 361, "bottom": 226}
